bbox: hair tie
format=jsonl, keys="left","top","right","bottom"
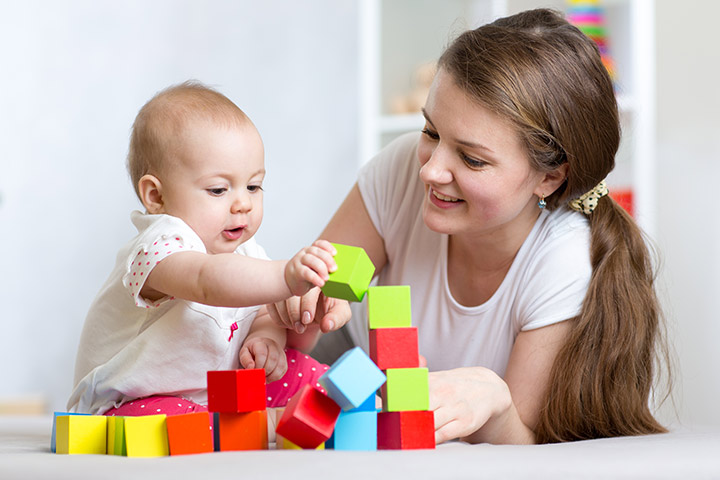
{"left": 568, "top": 180, "right": 608, "bottom": 215}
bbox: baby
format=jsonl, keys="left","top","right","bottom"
{"left": 67, "top": 81, "right": 338, "bottom": 416}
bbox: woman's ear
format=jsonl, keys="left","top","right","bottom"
{"left": 138, "top": 174, "right": 165, "bottom": 214}
{"left": 536, "top": 163, "right": 570, "bottom": 198}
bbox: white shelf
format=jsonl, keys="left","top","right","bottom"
{"left": 359, "top": 0, "right": 655, "bottom": 235}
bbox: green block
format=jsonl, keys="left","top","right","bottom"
{"left": 106, "top": 416, "right": 127, "bottom": 456}
{"left": 321, "top": 243, "right": 375, "bottom": 302}
{"left": 382, "top": 368, "right": 429, "bottom": 412}
{"left": 367, "top": 286, "right": 412, "bottom": 328}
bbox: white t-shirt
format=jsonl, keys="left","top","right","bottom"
{"left": 348, "top": 132, "right": 592, "bottom": 377}
{"left": 67, "top": 211, "right": 270, "bottom": 414}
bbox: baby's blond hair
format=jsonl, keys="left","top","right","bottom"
{"left": 127, "top": 80, "right": 249, "bottom": 200}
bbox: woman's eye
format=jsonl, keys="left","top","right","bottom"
{"left": 247, "top": 185, "right": 264, "bottom": 193}
{"left": 421, "top": 127, "right": 439, "bottom": 140}
{"left": 461, "top": 153, "right": 486, "bottom": 169}
{"left": 207, "top": 188, "right": 227, "bottom": 196}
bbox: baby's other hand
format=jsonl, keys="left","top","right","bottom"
{"left": 284, "top": 240, "right": 337, "bottom": 297}
{"left": 239, "top": 337, "right": 288, "bottom": 382}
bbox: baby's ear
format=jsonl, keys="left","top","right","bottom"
{"left": 138, "top": 174, "right": 165, "bottom": 214}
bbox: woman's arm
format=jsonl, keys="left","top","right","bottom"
{"left": 430, "top": 320, "right": 572, "bottom": 444}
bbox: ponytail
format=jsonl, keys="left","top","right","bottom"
{"left": 535, "top": 198, "right": 669, "bottom": 442}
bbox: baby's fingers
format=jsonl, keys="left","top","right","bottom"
{"left": 239, "top": 346, "right": 256, "bottom": 370}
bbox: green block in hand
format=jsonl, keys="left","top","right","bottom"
{"left": 321, "top": 243, "right": 375, "bottom": 302}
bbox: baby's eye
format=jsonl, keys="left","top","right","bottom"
{"left": 247, "top": 185, "right": 264, "bottom": 193}
{"left": 207, "top": 187, "right": 227, "bottom": 196}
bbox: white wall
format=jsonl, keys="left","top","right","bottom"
{"left": 654, "top": 1, "right": 720, "bottom": 429}
{"left": 0, "top": 0, "right": 359, "bottom": 412}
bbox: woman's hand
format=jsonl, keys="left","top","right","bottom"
{"left": 267, "top": 288, "right": 351, "bottom": 335}
{"left": 429, "top": 367, "right": 534, "bottom": 445}
{"left": 239, "top": 336, "right": 288, "bottom": 383}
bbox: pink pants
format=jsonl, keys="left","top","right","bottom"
{"left": 104, "top": 348, "right": 329, "bottom": 417}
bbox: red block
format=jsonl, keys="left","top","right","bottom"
{"left": 207, "top": 369, "right": 266, "bottom": 413}
{"left": 377, "top": 411, "right": 435, "bottom": 450}
{"left": 216, "top": 411, "right": 268, "bottom": 451}
{"left": 166, "top": 412, "right": 214, "bottom": 456}
{"left": 275, "top": 385, "right": 341, "bottom": 449}
{"left": 369, "top": 327, "right": 420, "bottom": 369}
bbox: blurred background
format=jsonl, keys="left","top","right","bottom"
{"left": 0, "top": 0, "right": 717, "bottom": 432}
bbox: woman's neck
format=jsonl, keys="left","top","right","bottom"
{"left": 447, "top": 208, "right": 541, "bottom": 307}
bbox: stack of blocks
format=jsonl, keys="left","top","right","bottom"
{"left": 368, "top": 285, "right": 435, "bottom": 449}
{"left": 52, "top": 242, "right": 433, "bottom": 455}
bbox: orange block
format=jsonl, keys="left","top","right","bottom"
{"left": 166, "top": 412, "right": 214, "bottom": 456}
{"left": 216, "top": 410, "right": 268, "bottom": 451}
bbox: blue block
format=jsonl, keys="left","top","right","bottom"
{"left": 354, "top": 393, "right": 378, "bottom": 412}
{"left": 319, "top": 347, "right": 386, "bottom": 411}
{"left": 51, "top": 412, "right": 90, "bottom": 453}
{"left": 332, "top": 410, "right": 377, "bottom": 451}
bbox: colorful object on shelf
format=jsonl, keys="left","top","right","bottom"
{"left": 321, "top": 243, "right": 376, "bottom": 302}
{"left": 610, "top": 187, "right": 634, "bottom": 217}
{"left": 566, "top": 0, "right": 616, "bottom": 83}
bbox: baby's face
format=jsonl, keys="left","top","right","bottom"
{"left": 158, "top": 119, "right": 265, "bottom": 254}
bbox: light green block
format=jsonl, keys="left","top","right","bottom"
{"left": 382, "top": 368, "right": 429, "bottom": 412}
{"left": 321, "top": 243, "right": 375, "bottom": 302}
{"left": 367, "top": 286, "right": 412, "bottom": 328}
{"left": 56, "top": 415, "right": 107, "bottom": 455}
{"left": 124, "top": 414, "right": 169, "bottom": 457}
{"left": 106, "top": 416, "right": 127, "bottom": 456}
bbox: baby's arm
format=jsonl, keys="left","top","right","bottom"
{"left": 239, "top": 306, "right": 288, "bottom": 382}
{"left": 140, "top": 240, "right": 336, "bottom": 308}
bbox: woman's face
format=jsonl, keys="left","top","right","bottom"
{"left": 418, "top": 68, "right": 546, "bottom": 239}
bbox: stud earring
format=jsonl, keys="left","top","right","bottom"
{"left": 538, "top": 195, "right": 546, "bottom": 209}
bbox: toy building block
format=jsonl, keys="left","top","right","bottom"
{"left": 320, "top": 243, "right": 375, "bottom": 302}
{"left": 51, "top": 412, "right": 89, "bottom": 453}
{"left": 124, "top": 414, "right": 169, "bottom": 457}
{"left": 369, "top": 327, "right": 420, "bottom": 369}
{"left": 215, "top": 410, "right": 268, "bottom": 451}
{"left": 207, "top": 368, "right": 266, "bottom": 413}
{"left": 330, "top": 410, "right": 378, "bottom": 451}
{"left": 377, "top": 410, "right": 435, "bottom": 450}
{"left": 166, "top": 411, "right": 214, "bottom": 455}
{"left": 381, "top": 367, "right": 429, "bottom": 412}
{"left": 55, "top": 415, "right": 107, "bottom": 455}
{"left": 367, "top": 286, "right": 412, "bottom": 329}
{"left": 106, "top": 416, "right": 127, "bottom": 456}
{"left": 275, "top": 385, "right": 341, "bottom": 449}
{"left": 318, "top": 346, "right": 386, "bottom": 411}
{"left": 276, "top": 434, "right": 325, "bottom": 450}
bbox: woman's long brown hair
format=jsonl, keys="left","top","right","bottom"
{"left": 439, "top": 8, "right": 670, "bottom": 442}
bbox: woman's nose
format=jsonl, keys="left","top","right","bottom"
{"left": 419, "top": 147, "right": 453, "bottom": 185}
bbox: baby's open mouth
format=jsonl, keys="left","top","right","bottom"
{"left": 223, "top": 226, "right": 245, "bottom": 240}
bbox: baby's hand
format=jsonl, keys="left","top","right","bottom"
{"left": 284, "top": 240, "right": 337, "bottom": 297}
{"left": 239, "top": 337, "right": 288, "bottom": 382}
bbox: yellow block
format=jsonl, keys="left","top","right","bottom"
{"left": 56, "top": 415, "right": 107, "bottom": 455}
{"left": 276, "top": 434, "right": 325, "bottom": 450}
{"left": 124, "top": 414, "right": 169, "bottom": 457}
